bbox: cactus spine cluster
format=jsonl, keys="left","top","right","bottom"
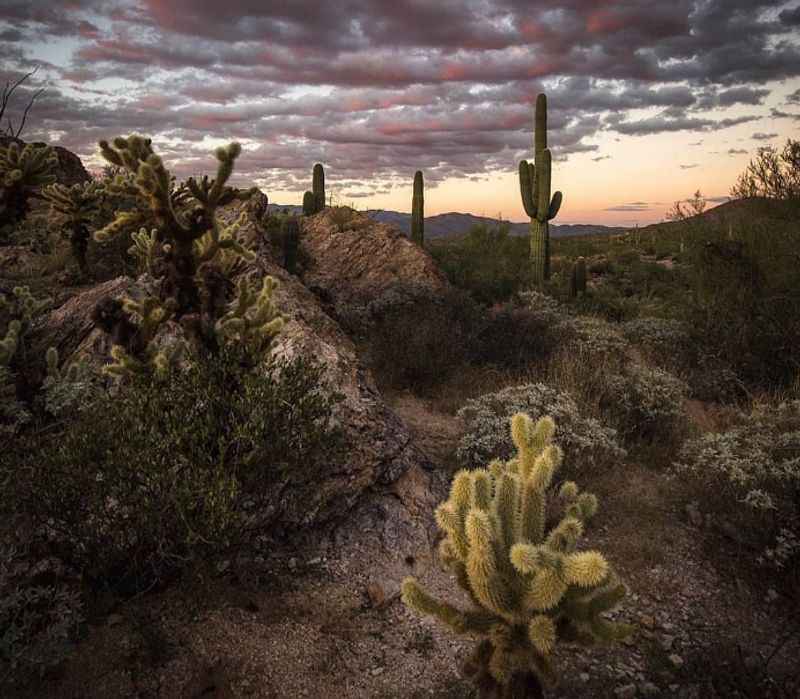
{"left": 0, "top": 141, "right": 58, "bottom": 236}
{"left": 519, "top": 94, "right": 562, "bottom": 288}
{"left": 569, "top": 257, "right": 587, "bottom": 298}
{"left": 411, "top": 170, "right": 424, "bottom": 245}
{"left": 402, "top": 413, "right": 631, "bottom": 698}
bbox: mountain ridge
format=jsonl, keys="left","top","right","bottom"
{"left": 266, "top": 205, "right": 628, "bottom": 239}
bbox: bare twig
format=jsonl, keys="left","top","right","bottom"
{"left": 0, "top": 65, "right": 44, "bottom": 139}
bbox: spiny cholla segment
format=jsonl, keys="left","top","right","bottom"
{"left": 0, "top": 141, "right": 58, "bottom": 232}
{"left": 519, "top": 94, "right": 563, "bottom": 287}
{"left": 402, "top": 413, "right": 631, "bottom": 695}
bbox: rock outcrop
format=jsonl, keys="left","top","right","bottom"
{"left": 298, "top": 207, "right": 451, "bottom": 319}
{"left": 28, "top": 204, "right": 442, "bottom": 562}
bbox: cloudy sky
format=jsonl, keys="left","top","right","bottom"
{"left": 2, "top": 1, "right": 799, "bottom": 225}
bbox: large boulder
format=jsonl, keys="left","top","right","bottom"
{"left": 27, "top": 234, "right": 437, "bottom": 555}
{"left": 298, "top": 207, "right": 451, "bottom": 320}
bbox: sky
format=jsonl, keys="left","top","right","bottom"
{"left": 1, "top": 1, "right": 799, "bottom": 226}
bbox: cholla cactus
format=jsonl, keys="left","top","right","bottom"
{"left": 91, "top": 136, "right": 282, "bottom": 362}
{"left": 519, "top": 94, "right": 563, "bottom": 287}
{"left": 93, "top": 295, "right": 182, "bottom": 379}
{"left": 94, "top": 135, "right": 255, "bottom": 316}
{"left": 215, "top": 275, "right": 284, "bottom": 358}
{"left": 0, "top": 141, "right": 58, "bottom": 234}
{"left": 402, "top": 413, "right": 631, "bottom": 698}
{"left": 411, "top": 170, "right": 424, "bottom": 245}
{"left": 42, "top": 180, "right": 105, "bottom": 274}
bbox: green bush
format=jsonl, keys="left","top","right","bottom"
{"left": 2, "top": 346, "right": 345, "bottom": 596}
{"left": 0, "top": 539, "right": 83, "bottom": 687}
{"left": 428, "top": 223, "right": 531, "bottom": 305}
{"left": 600, "top": 364, "right": 689, "bottom": 444}
{"left": 682, "top": 206, "right": 800, "bottom": 389}
{"left": 367, "top": 284, "right": 482, "bottom": 390}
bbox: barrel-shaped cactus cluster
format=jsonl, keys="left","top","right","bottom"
{"left": 402, "top": 413, "right": 631, "bottom": 698}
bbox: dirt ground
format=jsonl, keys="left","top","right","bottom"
{"left": 19, "top": 394, "right": 800, "bottom": 699}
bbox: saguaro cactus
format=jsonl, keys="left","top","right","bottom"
{"left": 569, "top": 257, "right": 586, "bottom": 298}
{"left": 402, "top": 413, "right": 631, "bottom": 698}
{"left": 312, "top": 163, "right": 325, "bottom": 213}
{"left": 519, "top": 94, "right": 562, "bottom": 287}
{"left": 411, "top": 170, "right": 424, "bottom": 245}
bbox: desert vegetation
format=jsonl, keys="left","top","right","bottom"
{"left": 0, "top": 72, "right": 798, "bottom": 699}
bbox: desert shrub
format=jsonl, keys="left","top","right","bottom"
{"left": 2, "top": 345, "right": 345, "bottom": 596}
{"left": 684, "top": 355, "right": 748, "bottom": 404}
{"left": 587, "top": 257, "right": 613, "bottom": 275}
{"left": 600, "top": 364, "right": 689, "bottom": 443}
{"left": 673, "top": 400, "right": 800, "bottom": 579}
{"left": 428, "top": 223, "right": 531, "bottom": 304}
{"left": 682, "top": 209, "right": 800, "bottom": 389}
{"left": 555, "top": 315, "right": 629, "bottom": 357}
{"left": 456, "top": 383, "right": 626, "bottom": 473}
{"left": 0, "top": 539, "right": 83, "bottom": 687}
{"left": 367, "top": 284, "right": 483, "bottom": 390}
{"left": 472, "top": 301, "right": 560, "bottom": 370}
{"left": 515, "top": 289, "right": 567, "bottom": 325}
{"left": 621, "top": 317, "right": 691, "bottom": 365}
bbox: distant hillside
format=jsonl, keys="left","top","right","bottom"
{"left": 363, "top": 210, "right": 626, "bottom": 239}
{"left": 265, "top": 204, "right": 626, "bottom": 239}
{"left": 639, "top": 197, "right": 799, "bottom": 235}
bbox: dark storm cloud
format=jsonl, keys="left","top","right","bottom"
{"left": 680, "top": 164, "right": 699, "bottom": 169}
{"left": 1, "top": 0, "right": 798, "bottom": 192}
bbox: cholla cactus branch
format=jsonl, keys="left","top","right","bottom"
{"left": 0, "top": 141, "right": 58, "bottom": 231}
{"left": 403, "top": 413, "right": 631, "bottom": 697}
{"left": 42, "top": 180, "right": 105, "bottom": 274}
{"left": 215, "top": 275, "right": 285, "bottom": 357}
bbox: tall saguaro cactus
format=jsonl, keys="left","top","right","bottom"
{"left": 402, "top": 413, "right": 631, "bottom": 698}
{"left": 411, "top": 170, "right": 424, "bottom": 245}
{"left": 312, "top": 163, "right": 325, "bottom": 213}
{"left": 519, "top": 94, "right": 563, "bottom": 287}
